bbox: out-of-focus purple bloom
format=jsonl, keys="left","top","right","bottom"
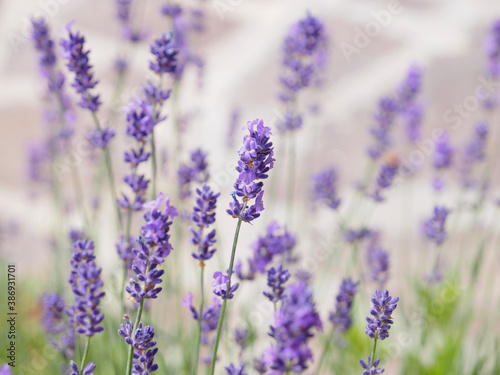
{"left": 227, "top": 108, "right": 240, "bottom": 149}
{"left": 66, "top": 240, "right": 105, "bottom": 337}
{"left": 116, "top": 233, "right": 134, "bottom": 268}
{"left": 31, "top": 18, "right": 56, "bottom": 75}
{"left": 236, "top": 221, "right": 297, "bottom": 280}
{"left": 485, "top": 19, "right": 500, "bottom": 78}
{"left": 227, "top": 119, "right": 275, "bottom": 222}
{"left": 329, "top": 278, "right": 358, "bottom": 333}
{"left": 212, "top": 271, "right": 239, "bottom": 299}
{"left": 396, "top": 65, "right": 422, "bottom": 112}
{"left": 190, "top": 184, "right": 220, "bottom": 262}
{"left": 126, "top": 193, "right": 177, "bottom": 303}
{"left": 183, "top": 294, "right": 221, "bottom": 345}
{"left": 365, "top": 289, "right": 399, "bottom": 340}
{"left": 234, "top": 328, "right": 249, "bottom": 354}
{"left": 422, "top": 206, "right": 450, "bottom": 246}
{"left": 27, "top": 141, "right": 50, "bottom": 183}
{"left": 371, "top": 161, "right": 399, "bottom": 202}
{"left": 178, "top": 148, "right": 209, "bottom": 199}
{"left": 360, "top": 356, "right": 384, "bottom": 375}
{"left": 433, "top": 132, "right": 454, "bottom": 169}
{"left": 367, "top": 246, "right": 390, "bottom": 288}
{"left": 225, "top": 363, "right": 247, "bottom": 375}
{"left": 403, "top": 103, "right": 423, "bottom": 143}
{"left": 367, "top": 98, "right": 398, "bottom": 159}
{"left": 41, "top": 293, "right": 75, "bottom": 358}
{"left": 118, "top": 317, "right": 159, "bottom": 374}
{"left": 265, "top": 281, "right": 322, "bottom": 373}
{"left": 263, "top": 265, "right": 290, "bottom": 303}
{"left": 60, "top": 23, "right": 102, "bottom": 112}
{"left": 88, "top": 127, "right": 115, "bottom": 148}
{"left": 461, "top": 122, "right": 489, "bottom": 188}
{"left": 0, "top": 365, "right": 14, "bottom": 375}
{"left": 143, "top": 81, "right": 171, "bottom": 105}
{"left": 276, "top": 112, "right": 303, "bottom": 132}
{"left": 125, "top": 98, "right": 158, "bottom": 142}
{"left": 149, "top": 32, "right": 178, "bottom": 75}
{"left": 115, "top": 0, "right": 147, "bottom": 43}
{"left": 311, "top": 166, "right": 341, "bottom": 209}
{"left": 254, "top": 356, "right": 267, "bottom": 374}
{"left": 114, "top": 57, "right": 128, "bottom": 75}
{"left": 343, "top": 227, "right": 372, "bottom": 243}
{"left": 69, "top": 361, "right": 96, "bottom": 375}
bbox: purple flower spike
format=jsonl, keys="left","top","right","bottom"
{"left": 118, "top": 317, "right": 159, "bottom": 374}
{"left": 422, "top": 206, "right": 450, "bottom": 246}
{"left": 461, "top": 122, "right": 489, "bottom": 188}
{"left": 311, "top": 166, "right": 341, "bottom": 209}
{"left": 396, "top": 64, "right": 422, "bottom": 112}
{"left": 367, "top": 98, "right": 398, "bottom": 159}
{"left": 263, "top": 265, "right": 290, "bottom": 303}
{"left": 265, "top": 281, "right": 322, "bottom": 373}
{"left": 371, "top": 161, "right": 399, "bottom": 202}
{"left": 225, "top": 363, "right": 247, "bottom": 375}
{"left": 88, "top": 127, "right": 115, "bottom": 148}
{"left": 178, "top": 149, "right": 209, "bottom": 199}
{"left": 360, "top": 356, "right": 385, "bottom": 375}
{"left": 0, "top": 365, "right": 14, "bottom": 375}
{"left": 66, "top": 240, "right": 105, "bottom": 337}
{"left": 227, "top": 119, "right": 275, "bottom": 222}
{"left": 149, "top": 32, "right": 178, "bottom": 74}
{"left": 31, "top": 18, "right": 56, "bottom": 75}
{"left": 69, "top": 360, "right": 96, "bottom": 375}
{"left": 485, "top": 19, "right": 500, "bottom": 78}
{"left": 41, "top": 293, "right": 75, "bottom": 358}
{"left": 212, "top": 271, "right": 239, "bottom": 299}
{"left": 329, "top": 278, "right": 359, "bottom": 333}
{"left": 59, "top": 23, "right": 102, "bottom": 112}
{"left": 365, "top": 289, "right": 399, "bottom": 340}
{"left": 433, "top": 132, "right": 454, "bottom": 169}
{"left": 190, "top": 184, "right": 220, "bottom": 263}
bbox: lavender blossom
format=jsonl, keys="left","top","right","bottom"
{"left": 422, "top": 206, "right": 450, "bottom": 246}
{"left": 31, "top": 18, "right": 56, "bottom": 75}
{"left": 234, "top": 328, "right": 249, "bottom": 354}
{"left": 190, "top": 184, "right": 220, "bottom": 263}
{"left": 118, "top": 317, "right": 159, "bottom": 373}
{"left": 41, "top": 293, "right": 75, "bottom": 358}
{"left": 263, "top": 265, "right": 291, "bottom": 303}
{"left": 365, "top": 289, "right": 399, "bottom": 340}
{"left": 360, "top": 356, "right": 384, "bottom": 375}
{"left": 0, "top": 365, "right": 13, "bottom": 375}
{"left": 396, "top": 65, "right": 422, "bottom": 112}
{"left": 212, "top": 271, "right": 239, "bottom": 300}
{"left": 403, "top": 103, "right": 423, "bottom": 143}
{"left": 149, "top": 32, "right": 178, "bottom": 75}
{"left": 367, "top": 98, "right": 398, "bottom": 159}
{"left": 178, "top": 149, "right": 209, "bottom": 199}
{"left": 183, "top": 294, "right": 221, "bottom": 344}
{"left": 329, "top": 278, "right": 359, "bottom": 333}
{"left": 227, "top": 119, "right": 275, "bottom": 222}
{"left": 227, "top": 108, "right": 241, "bottom": 149}
{"left": 343, "top": 228, "right": 372, "bottom": 243}
{"left": 433, "top": 132, "right": 454, "bottom": 169}
{"left": 88, "top": 127, "right": 116, "bottom": 148}
{"left": 59, "top": 22, "right": 102, "bottom": 112}
{"left": 371, "top": 161, "right": 399, "bottom": 202}
{"left": 485, "top": 19, "right": 500, "bottom": 78}
{"left": 367, "top": 246, "right": 390, "bottom": 288}
{"left": 126, "top": 193, "right": 177, "bottom": 303}
{"left": 69, "top": 361, "right": 96, "bottom": 375}
{"left": 461, "top": 122, "right": 489, "bottom": 188}
{"left": 225, "top": 364, "right": 247, "bottom": 375}
{"left": 265, "top": 281, "right": 322, "bottom": 373}
{"left": 115, "top": 0, "right": 147, "bottom": 43}
{"left": 66, "top": 240, "right": 105, "bottom": 337}
{"left": 311, "top": 166, "right": 341, "bottom": 209}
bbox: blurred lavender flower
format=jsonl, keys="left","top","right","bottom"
{"left": 360, "top": 356, "right": 384, "bottom": 375}
{"left": 115, "top": 0, "right": 147, "bottom": 43}
{"left": 88, "top": 127, "right": 116, "bottom": 148}
{"left": 433, "top": 132, "right": 454, "bottom": 169}
{"left": 66, "top": 240, "right": 105, "bottom": 337}
{"left": 234, "top": 328, "right": 249, "bottom": 355}
{"left": 367, "top": 245, "right": 390, "bottom": 288}
{"left": 422, "top": 206, "right": 450, "bottom": 246}
{"left": 365, "top": 289, "right": 399, "bottom": 340}
{"left": 225, "top": 364, "right": 247, "bottom": 375}
{"left": 190, "top": 184, "right": 220, "bottom": 263}
{"left": 60, "top": 22, "right": 102, "bottom": 112}
{"left": 329, "top": 278, "right": 359, "bottom": 333}
{"left": 311, "top": 166, "right": 341, "bottom": 209}
{"left": 126, "top": 193, "right": 177, "bottom": 303}
{"left": 403, "top": 103, "right": 423, "bottom": 143}
{"left": 183, "top": 293, "right": 222, "bottom": 344}
{"left": 0, "top": 365, "right": 13, "bottom": 375}
{"left": 343, "top": 227, "right": 372, "bottom": 243}
{"left": 371, "top": 161, "right": 399, "bottom": 202}
{"left": 227, "top": 119, "right": 275, "bottom": 222}
{"left": 178, "top": 149, "right": 209, "bottom": 199}
{"left": 396, "top": 64, "right": 422, "bottom": 112}
{"left": 254, "top": 356, "right": 267, "bottom": 374}
{"left": 41, "top": 293, "right": 75, "bottom": 358}
{"left": 461, "top": 122, "right": 489, "bottom": 188}
{"left": 227, "top": 108, "right": 241, "bottom": 149}
{"left": 212, "top": 271, "right": 239, "bottom": 299}
{"left": 265, "top": 281, "right": 322, "bottom": 373}
{"left": 367, "top": 98, "right": 398, "bottom": 159}
{"left": 149, "top": 32, "right": 178, "bottom": 74}
{"left": 30, "top": 18, "right": 56, "bottom": 76}
{"left": 69, "top": 361, "right": 95, "bottom": 375}
{"left": 118, "top": 317, "right": 159, "bottom": 373}
{"left": 485, "top": 19, "right": 500, "bottom": 78}
{"left": 27, "top": 141, "right": 50, "bottom": 183}
{"left": 116, "top": 233, "right": 134, "bottom": 268}
{"left": 263, "top": 265, "right": 290, "bottom": 303}
{"left": 236, "top": 221, "right": 297, "bottom": 280}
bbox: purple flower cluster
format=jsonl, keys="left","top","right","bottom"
{"left": 371, "top": 161, "right": 399, "bottom": 202}
{"left": 126, "top": 193, "right": 177, "bottom": 303}
{"left": 367, "top": 245, "right": 390, "bottom": 288}
{"left": 265, "top": 281, "right": 322, "bottom": 373}
{"left": 343, "top": 227, "right": 372, "bottom": 243}
{"left": 225, "top": 363, "right": 247, "bottom": 375}
{"left": 263, "top": 265, "right": 291, "bottom": 303}
{"left": 396, "top": 65, "right": 422, "bottom": 112}
{"left": 31, "top": 18, "right": 56, "bottom": 75}
{"left": 115, "top": 0, "right": 146, "bottom": 43}
{"left": 227, "top": 119, "right": 275, "bottom": 222}
{"left": 149, "top": 32, "right": 178, "bottom": 75}
{"left": 311, "top": 166, "right": 341, "bottom": 209}
{"left": 183, "top": 293, "right": 221, "bottom": 345}
{"left": 485, "top": 19, "right": 500, "bottom": 78}
{"left": 236, "top": 221, "right": 297, "bottom": 280}
{"left": 70, "top": 361, "right": 95, "bottom": 375}
{"left": 190, "top": 184, "right": 220, "bottom": 263}
{"left": 329, "top": 278, "right": 359, "bottom": 333}
{"left": 367, "top": 98, "right": 398, "bottom": 159}
{"left": 433, "top": 132, "right": 454, "bottom": 169}
{"left": 403, "top": 102, "right": 423, "bottom": 143}
{"left": 360, "top": 356, "right": 384, "bottom": 375}
{"left": 41, "top": 293, "right": 75, "bottom": 358}
{"left": 118, "top": 317, "right": 159, "bottom": 374}
{"left": 422, "top": 206, "right": 450, "bottom": 246}
{"left": 0, "top": 365, "right": 13, "bottom": 375}
{"left": 212, "top": 271, "right": 239, "bottom": 300}
{"left": 461, "top": 122, "right": 489, "bottom": 188}
{"left": 59, "top": 22, "right": 102, "bottom": 113}
{"left": 365, "top": 289, "right": 399, "bottom": 340}
{"left": 66, "top": 239, "right": 105, "bottom": 337}
{"left": 178, "top": 149, "right": 209, "bottom": 199}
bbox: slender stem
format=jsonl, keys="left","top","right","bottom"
{"left": 125, "top": 299, "right": 145, "bottom": 375}
{"left": 315, "top": 328, "right": 334, "bottom": 375}
{"left": 192, "top": 266, "right": 205, "bottom": 375}
{"left": 370, "top": 336, "right": 378, "bottom": 367}
{"left": 286, "top": 132, "right": 296, "bottom": 227}
{"left": 80, "top": 336, "right": 91, "bottom": 375}
{"left": 209, "top": 209, "right": 246, "bottom": 375}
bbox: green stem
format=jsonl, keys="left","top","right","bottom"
{"left": 80, "top": 336, "right": 91, "bottom": 375}
{"left": 192, "top": 266, "right": 205, "bottom": 375}
{"left": 209, "top": 208, "right": 246, "bottom": 375}
{"left": 370, "top": 336, "right": 378, "bottom": 367}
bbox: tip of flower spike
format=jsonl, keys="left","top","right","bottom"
{"left": 62, "top": 19, "right": 76, "bottom": 33}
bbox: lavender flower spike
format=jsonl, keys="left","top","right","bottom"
{"left": 212, "top": 271, "right": 239, "bottom": 299}
{"left": 149, "top": 32, "right": 178, "bottom": 75}
{"left": 371, "top": 160, "right": 399, "bottom": 202}
{"left": 360, "top": 356, "right": 384, "bottom": 375}
{"left": 365, "top": 289, "right": 399, "bottom": 340}
{"left": 311, "top": 166, "right": 341, "bottom": 209}
{"left": 0, "top": 365, "right": 13, "bottom": 375}
{"left": 329, "top": 278, "right": 359, "bottom": 333}
{"left": 70, "top": 361, "right": 96, "bottom": 375}
{"left": 225, "top": 363, "right": 247, "bottom": 375}
{"left": 263, "top": 265, "right": 291, "bottom": 303}
{"left": 422, "top": 206, "right": 450, "bottom": 246}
